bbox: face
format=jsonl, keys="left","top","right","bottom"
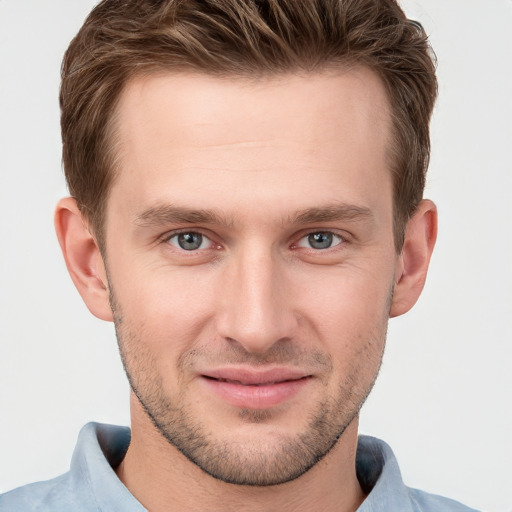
{"left": 104, "top": 69, "right": 397, "bottom": 485}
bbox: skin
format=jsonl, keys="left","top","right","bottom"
{"left": 55, "top": 68, "right": 437, "bottom": 512}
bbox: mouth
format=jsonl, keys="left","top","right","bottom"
{"left": 199, "top": 368, "right": 312, "bottom": 409}
{"left": 205, "top": 377, "right": 304, "bottom": 385}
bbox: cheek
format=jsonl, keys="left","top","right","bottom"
{"left": 111, "top": 262, "right": 220, "bottom": 358}
{"left": 293, "top": 264, "right": 391, "bottom": 373}
{"left": 294, "top": 262, "right": 393, "bottom": 330}
{"left": 109, "top": 243, "right": 394, "bottom": 363}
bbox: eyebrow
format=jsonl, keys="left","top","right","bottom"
{"left": 134, "top": 204, "right": 234, "bottom": 228}
{"left": 134, "top": 202, "right": 374, "bottom": 229}
{"left": 289, "top": 204, "right": 374, "bottom": 225}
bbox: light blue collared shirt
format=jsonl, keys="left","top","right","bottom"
{"left": 0, "top": 423, "right": 479, "bottom": 511}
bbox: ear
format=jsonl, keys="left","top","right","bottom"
{"left": 390, "top": 199, "right": 437, "bottom": 318}
{"left": 54, "top": 197, "right": 113, "bottom": 322}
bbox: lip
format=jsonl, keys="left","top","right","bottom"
{"left": 199, "top": 367, "right": 312, "bottom": 409}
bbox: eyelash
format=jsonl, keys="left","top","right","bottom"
{"left": 293, "top": 231, "right": 345, "bottom": 251}
{"left": 162, "top": 230, "right": 219, "bottom": 252}
{"left": 161, "top": 229, "right": 348, "bottom": 253}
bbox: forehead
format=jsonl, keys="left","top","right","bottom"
{"left": 108, "top": 68, "right": 392, "bottom": 226}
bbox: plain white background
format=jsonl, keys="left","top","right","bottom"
{"left": 0, "top": 1, "right": 510, "bottom": 511}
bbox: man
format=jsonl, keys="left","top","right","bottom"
{"left": 0, "top": 0, "right": 480, "bottom": 510}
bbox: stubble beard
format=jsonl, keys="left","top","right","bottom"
{"left": 110, "top": 290, "right": 387, "bottom": 487}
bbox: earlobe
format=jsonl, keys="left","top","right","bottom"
{"left": 390, "top": 199, "right": 437, "bottom": 318}
{"left": 54, "top": 197, "right": 113, "bottom": 322}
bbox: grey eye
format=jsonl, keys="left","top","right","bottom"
{"left": 179, "top": 232, "right": 202, "bottom": 250}
{"left": 308, "top": 232, "right": 334, "bottom": 249}
{"left": 168, "top": 232, "right": 206, "bottom": 251}
{"left": 296, "top": 231, "right": 343, "bottom": 250}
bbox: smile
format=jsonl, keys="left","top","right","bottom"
{"left": 200, "top": 368, "right": 312, "bottom": 409}
{"left": 210, "top": 377, "right": 301, "bottom": 386}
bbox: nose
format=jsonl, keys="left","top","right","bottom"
{"left": 216, "top": 244, "right": 299, "bottom": 354}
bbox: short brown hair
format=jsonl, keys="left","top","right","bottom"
{"left": 60, "top": 0, "right": 437, "bottom": 251}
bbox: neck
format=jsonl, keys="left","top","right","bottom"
{"left": 116, "top": 395, "right": 366, "bottom": 512}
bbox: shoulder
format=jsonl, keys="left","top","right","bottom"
{"left": 356, "top": 435, "right": 480, "bottom": 512}
{"left": 0, "top": 422, "right": 131, "bottom": 512}
{"left": 407, "top": 487, "right": 480, "bottom": 512}
{"left": 0, "top": 473, "right": 79, "bottom": 512}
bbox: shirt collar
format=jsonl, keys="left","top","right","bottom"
{"left": 356, "top": 435, "right": 415, "bottom": 511}
{"left": 70, "top": 423, "right": 414, "bottom": 511}
{"left": 70, "top": 422, "right": 145, "bottom": 511}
